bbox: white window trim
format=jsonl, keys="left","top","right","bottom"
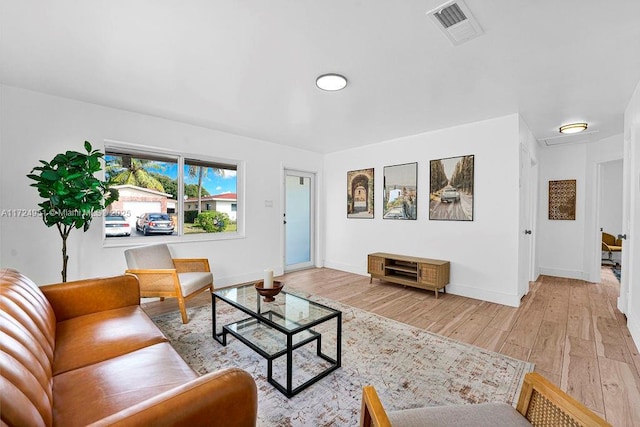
{"left": 102, "top": 140, "right": 245, "bottom": 247}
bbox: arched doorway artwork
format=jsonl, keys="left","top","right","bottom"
{"left": 347, "top": 168, "right": 374, "bottom": 218}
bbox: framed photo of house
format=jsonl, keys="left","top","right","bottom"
{"left": 383, "top": 162, "right": 417, "bottom": 220}
{"left": 548, "top": 179, "right": 576, "bottom": 220}
{"left": 347, "top": 168, "right": 374, "bottom": 218}
{"left": 429, "top": 155, "right": 474, "bottom": 221}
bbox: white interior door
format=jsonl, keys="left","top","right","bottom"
{"left": 284, "top": 170, "right": 315, "bottom": 271}
{"left": 619, "top": 128, "right": 634, "bottom": 314}
{"left": 518, "top": 144, "right": 533, "bottom": 298}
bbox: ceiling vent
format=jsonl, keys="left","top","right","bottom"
{"left": 537, "top": 130, "right": 600, "bottom": 147}
{"left": 427, "top": 1, "right": 484, "bottom": 46}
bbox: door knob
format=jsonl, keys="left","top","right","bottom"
{"left": 524, "top": 230, "right": 532, "bottom": 235}
{"left": 618, "top": 234, "right": 627, "bottom": 240}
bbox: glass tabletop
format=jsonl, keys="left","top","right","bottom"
{"left": 214, "top": 283, "right": 340, "bottom": 332}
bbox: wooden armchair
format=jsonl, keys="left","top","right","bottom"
{"left": 361, "top": 372, "right": 611, "bottom": 426}
{"left": 125, "top": 243, "right": 213, "bottom": 323}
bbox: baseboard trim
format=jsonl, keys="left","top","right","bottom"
{"left": 324, "top": 260, "right": 363, "bottom": 276}
{"left": 627, "top": 312, "right": 640, "bottom": 353}
{"left": 447, "top": 284, "right": 522, "bottom": 307}
{"left": 538, "top": 267, "right": 588, "bottom": 281}
{"left": 215, "top": 270, "right": 284, "bottom": 289}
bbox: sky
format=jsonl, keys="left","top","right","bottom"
{"left": 107, "top": 156, "right": 236, "bottom": 195}
{"left": 180, "top": 165, "right": 237, "bottom": 195}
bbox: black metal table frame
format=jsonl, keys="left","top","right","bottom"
{"left": 212, "top": 289, "right": 342, "bottom": 398}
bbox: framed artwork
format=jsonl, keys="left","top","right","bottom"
{"left": 383, "top": 162, "right": 417, "bottom": 220}
{"left": 429, "top": 154, "right": 474, "bottom": 221}
{"left": 347, "top": 168, "right": 374, "bottom": 218}
{"left": 548, "top": 179, "right": 576, "bottom": 220}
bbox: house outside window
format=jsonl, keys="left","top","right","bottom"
{"left": 104, "top": 142, "right": 242, "bottom": 240}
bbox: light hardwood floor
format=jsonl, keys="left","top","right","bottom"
{"left": 142, "top": 267, "right": 640, "bottom": 426}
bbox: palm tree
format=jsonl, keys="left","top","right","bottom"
{"left": 187, "top": 165, "right": 206, "bottom": 214}
{"left": 187, "top": 165, "right": 222, "bottom": 214}
{"left": 107, "top": 155, "right": 165, "bottom": 192}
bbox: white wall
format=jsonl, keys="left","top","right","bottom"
{"left": 622, "top": 78, "right": 640, "bottom": 346}
{"left": 323, "top": 114, "right": 523, "bottom": 306}
{"left": 0, "top": 85, "right": 324, "bottom": 286}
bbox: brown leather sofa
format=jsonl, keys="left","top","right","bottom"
{"left": 1, "top": 268, "right": 257, "bottom": 427}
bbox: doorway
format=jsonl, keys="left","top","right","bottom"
{"left": 284, "top": 170, "right": 315, "bottom": 272}
{"left": 598, "top": 159, "right": 623, "bottom": 277}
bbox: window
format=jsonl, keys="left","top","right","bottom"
{"left": 104, "top": 143, "right": 241, "bottom": 241}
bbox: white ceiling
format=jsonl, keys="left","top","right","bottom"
{"left": 2, "top": 0, "right": 640, "bottom": 153}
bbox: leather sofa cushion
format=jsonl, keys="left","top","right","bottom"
{"left": 1, "top": 269, "right": 56, "bottom": 427}
{"left": 53, "top": 342, "right": 198, "bottom": 427}
{"left": 53, "top": 305, "right": 168, "bottom": 375}
{"left": 388, "top": 402, "right": 532, "bottom": 426}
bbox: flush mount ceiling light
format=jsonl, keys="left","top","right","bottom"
{"left": 559, "top": 122, "right": 588, "bottom": 134}
{"left": 316, "top": 73, "right": 347, "bottom": 91}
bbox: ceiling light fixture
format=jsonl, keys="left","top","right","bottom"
{"left": 559, "top": 122, "right": 588, "bottom": 134}
{"left": 316, "top": 73, "right": 347, "bottom": 91}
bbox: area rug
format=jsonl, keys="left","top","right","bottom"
{"left": 152, "top": 291, "right": 534, "bottom": 426}
{"left": 611, "top": 266, "right": 622, "bottom": 282}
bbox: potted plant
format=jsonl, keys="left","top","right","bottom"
{"left": 27, "top": 141, "right": 118, "bottom": 282}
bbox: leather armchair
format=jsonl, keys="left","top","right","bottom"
{"left": 125, "top": 243, "right": 213, "bottom": 323}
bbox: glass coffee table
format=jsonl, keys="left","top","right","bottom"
{"left": 212, "top": 283, "right": 342, "bottom": 397}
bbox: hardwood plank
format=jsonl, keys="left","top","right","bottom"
{"left": 472, "top": 326, "right": 509, "bottom": 353}
{"left": 594, "top": 316, "right": 627, "bottom": 357}
{"left": 599, "top": 358, "right": 640, "bottom": 427}
{"left": 567, "top": 303, "right": 594, "bottom": 340}
{"left": 621, "top": 326, "right": 640, "bottom": 374}
{"left": 474, "top": 301, "right": 504, "bottom": 317}
{"left": 428, "top": 302, "right": 478, "bottom": 337}
{"left": 529, "top": 320, "right": 566, "bottom": 375}
{"left": 487, "top": 305, "right": 519, "bottom": 331}
{"left": 569, "top": 284, "right": 590, "bottom": 307}
{"left": 447, "top": 313, "right": 493, "bottom": 345}
{"left": 500, "top": 342, "right": 530, "bottom": 361}
{"left": 566, "top": 336, "right": 597, "bottom": 358}
{"left": 563, "top": 354, "right": 605, "bottom": 413}
{"left": 544, "top": 293, "right": 570, "bottom": 324}
{"left": 590, "top": 296, "right": 617, "bottom": 319}
{"left": 504, "top": 307, "right": 544, "bottom": 349}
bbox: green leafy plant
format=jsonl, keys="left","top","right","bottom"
{"left": 27, "top": 141, "right": 119, "bottom": 282}
{"left": 195, "top": 211, "right": 229, "bottom": 232}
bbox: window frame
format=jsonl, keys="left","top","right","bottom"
{"left": 102, "top": 140, "right": 245, "bottom": 247}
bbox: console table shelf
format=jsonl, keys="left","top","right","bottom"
{"left": 368, "top": 252, "right": 450, "bottom": 298}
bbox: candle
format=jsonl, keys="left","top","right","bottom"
{"left": 263, "top": 269, "right": 274, "bottom": 289}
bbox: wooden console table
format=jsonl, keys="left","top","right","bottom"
{"left": 367, "top": 252, "right": 450, "bottom": 298}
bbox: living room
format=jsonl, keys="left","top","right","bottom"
{"left": 2, "top": 1, "right": 640, "bottom": 426}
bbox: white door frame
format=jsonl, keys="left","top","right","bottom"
{"left": 283, "top": 169, "right": 316, "bottom": 272}
{"left": 518, "top": 143, "right": 536, "bottom": 298}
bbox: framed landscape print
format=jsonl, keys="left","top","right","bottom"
{"left": 383, "top": 162, "right": 417, "bottom": 220}
{"left": 429, "top": 154, "right": 474, "bottom": 221}
{"left": 548, "top": 179, "right": 576, "bottom": 220}
{"left": 347, "top": 168, "right": 374, "bottom": 218}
